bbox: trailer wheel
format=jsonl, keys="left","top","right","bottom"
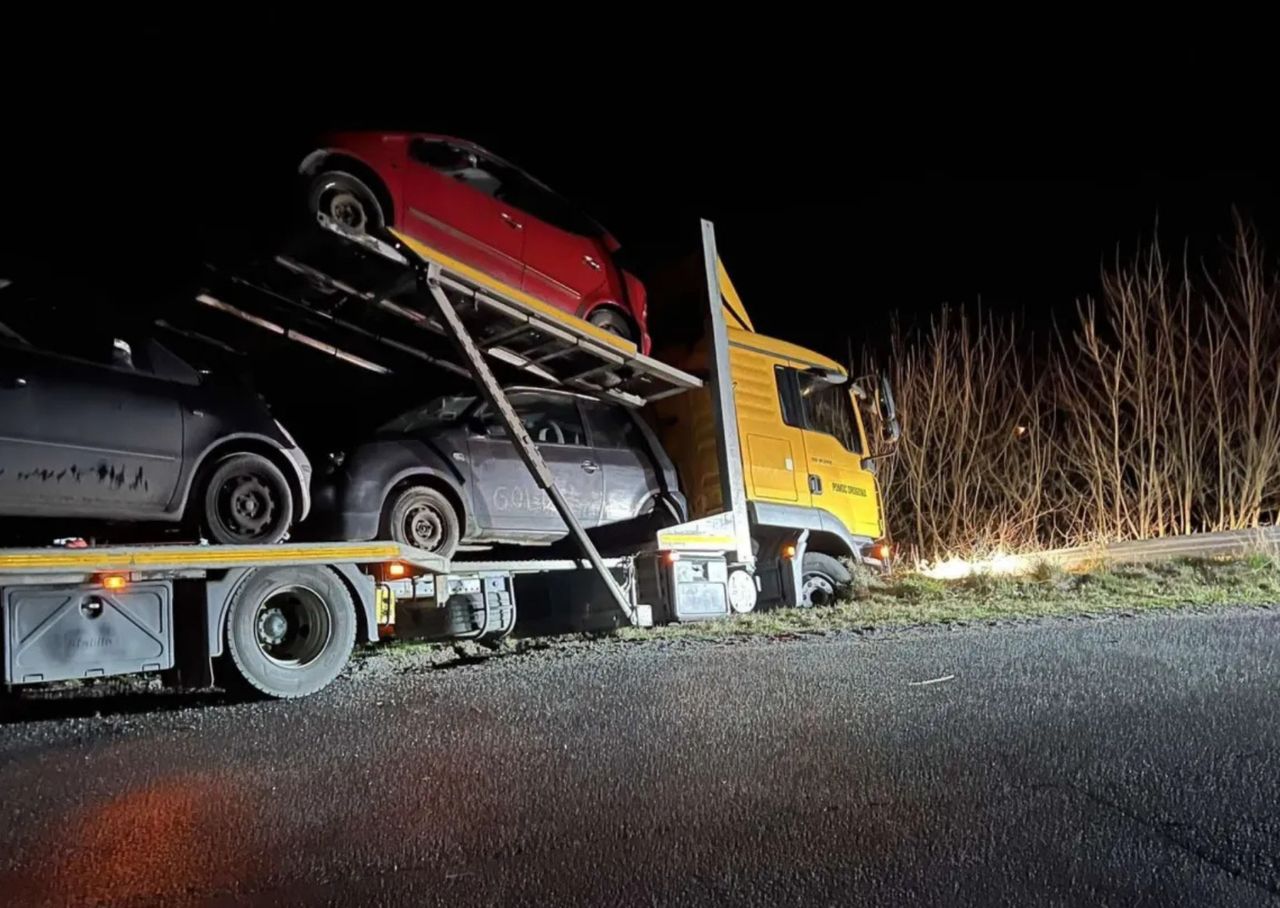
{"left": 799, "top": 553, "right": 850, "bottom": 608}
{"left": 223, "top": 566, "right": 356, "bottom": 699}
{"left": 588, "top": 308, "right": 638, "bottom": 344}
{"left": 383, "top": 486, "right": 460, "bottom": 559}
{"left": 202, "top": 453, "right": 294, "bottom": 545}
{"left": 309, "top": 171, "right": 384, "bottom": 235}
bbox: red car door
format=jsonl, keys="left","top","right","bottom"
{"left": 400, "top": 138, "right": 525, "bottom": 291}
{"left": 500, "top": 174, "right": 608, "bottom": 314}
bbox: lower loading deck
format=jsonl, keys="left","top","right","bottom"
{"left": 0, "top": 540, "right": 748, "bottom": 694}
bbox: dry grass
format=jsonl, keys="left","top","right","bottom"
{"left": 873, "top": 217, "right": 1280, "bottom": 561}
{"left": 615, "top": 555, "right": 1280, "bottom": 641}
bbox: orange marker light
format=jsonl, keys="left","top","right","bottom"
{"left": 782, "top": 544, "right": 797, "bottom": 560}
{"left": 387, "top": 562, "right": 407, "bottom": 578}
{"left": 874, "top": 543, "right": 892, "bottom": 561}
{"left": 101, "top": 574, "right": 127, "bottom": 591}
{"left": 663, "top": 551, "right": 680, "bottom": 565}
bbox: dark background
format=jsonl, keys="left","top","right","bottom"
{"left": 3, "top": 34, "right": 1276, "bottom": 412}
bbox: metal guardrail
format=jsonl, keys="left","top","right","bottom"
{"left": 1041, "top": 527, "right": 1280, "bottom": 569}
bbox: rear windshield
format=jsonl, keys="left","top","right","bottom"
{"left": 379, "top": 395, "right": 476, "bottom": 434}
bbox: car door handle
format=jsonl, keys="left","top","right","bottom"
{"left": 582, "top": 255, "right": 602, "bottom": 271}
{"left": 500, "top": 212, "right": 523, "bottom": 230}
{"left": 581, "top": 459, "right": 599, "bottom": 474}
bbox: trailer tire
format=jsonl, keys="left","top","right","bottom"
{"left": 223, "top": 566, "right": 356, "bottom": 699}
{"left": 799, "top": 552, "right": 850, "bottom": 608}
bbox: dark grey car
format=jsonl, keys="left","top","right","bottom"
{"left": 316, "top": 388, "right": 685, "bottom": 557}
{"left": 0, "top": 319, "right": 311, "bottom": 544}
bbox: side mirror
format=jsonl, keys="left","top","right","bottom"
{"left": 878, "top": 373, "right": 901, "bottom": 443}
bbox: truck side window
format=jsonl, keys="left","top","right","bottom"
{"left": 796, "top": 372, "right": 863, "bottom": 454}
{"left": 775, "top": 366, "right": 804, "bottom": 427}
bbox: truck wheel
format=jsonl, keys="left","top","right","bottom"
{"left": 308, "top": 171, "right": 384, "bottom": 235}
{"left": 202, "top": 453, "right": 294, "bottom": 545}
{"left": 588, "top": 308, "right": 637, "bottom": 344}
{"left": 224, "top": 566, "right": 356, "bottom": 699}
{"left": 384, "top": 486, "right": 460, "bottom": 559}
{"left": 799, "top": 553, "right": 850, "bottom": 608}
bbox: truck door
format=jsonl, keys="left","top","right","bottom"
{"left": 735, "top": 356, "right": 808, "bottom": 505}
{"left": 791, "top": 368, "right": 882, "bottom": 539}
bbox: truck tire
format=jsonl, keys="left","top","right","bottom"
{"left": 799, "top": 552, "right": 851, "bottom": 608}
{"left": 223, "top": 566, "right": 356, "bottom": 699}
{"left": 383, "top": 486, "right": 460, "bottom": 559}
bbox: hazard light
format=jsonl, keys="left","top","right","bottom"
{"left": 782, "top": 544, "right": 797, "bottom": 560}
{"left": 100, "top": 574, "right": 127, "bottom": 591}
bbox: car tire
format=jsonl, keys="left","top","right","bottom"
{"left": 798, "top": 552, "right": 851, "bottom": 608}
{"left": 587, "top": 308, "right": 638, "bottom": 344}
{"left": 202, "top": 453, "right": 294, "bottom": 545}
{"left": 308, "top": 170, "right": 384, "bottom": 235}
{"left": 383, "top": 486, "right": 460, "bottom": 559}
{"left": 222, "top": 565, "right": 356, "bottom": 699}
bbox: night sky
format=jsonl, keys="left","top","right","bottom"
{"left": 4, "top": 35, "right": 1277, "bottom": 368}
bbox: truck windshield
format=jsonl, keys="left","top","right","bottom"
{"left": 379, "top": 395, "right": 476, "bottom": 434}
{"left": 797, "top": 373, "right": 863, "bottom": 454}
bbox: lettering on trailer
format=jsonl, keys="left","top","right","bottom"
{"left": 66, "top": 633, "right": 115, "bottom": 650}
{"left": 831, "top": 482, "right": 868, "bottom": 497}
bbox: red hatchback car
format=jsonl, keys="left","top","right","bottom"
{"left": 300, "top": 133, "right": 650, "bottom": 353}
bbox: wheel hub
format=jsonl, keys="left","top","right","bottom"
{"left": 226, "top": 476, "right": 275, "bottom": 536}
{"left": 406, "top": 506, "right": 443, "bottom": 550}
{"left": 329, "top": 191, "right": 366, "bottom": 231}
{"left": 253, "top": 586, "right": 332, "bottom": 667}
{"left": 257, "top": 607, "right": 289, "bottom": 646}
{"left": 800, "top": 574, "right": 835, "bottom": 608}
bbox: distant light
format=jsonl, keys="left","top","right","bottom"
{"left": 387, "top": 562, "right": 407, "bottom": 578}
{"left": 101, "top": 574, "right": 127, "bottom": 591}
{"left": 1013, "top": 425, "right": 1029, "bottom": 438}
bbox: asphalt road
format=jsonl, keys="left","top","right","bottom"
{"left": 2, "top": 609, "right": 1279, "bottom": 907}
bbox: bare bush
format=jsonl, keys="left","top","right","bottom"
{"left": 875, "top": 218, "right": 1280, "bottom": 561}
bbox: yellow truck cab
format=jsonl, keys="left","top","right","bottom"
{"left": 653, "top": 263, "right": 892, "bottom": 606}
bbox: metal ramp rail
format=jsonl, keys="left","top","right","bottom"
{"left": 198, "top": 219, "right": 702, "bottom": 409}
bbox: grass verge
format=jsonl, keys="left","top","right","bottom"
{"left": 615, "top": 554, "right": 1280, "bottom": 641}
{"left": 367, "top": 556, "right": 1280, "bottom": 667}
